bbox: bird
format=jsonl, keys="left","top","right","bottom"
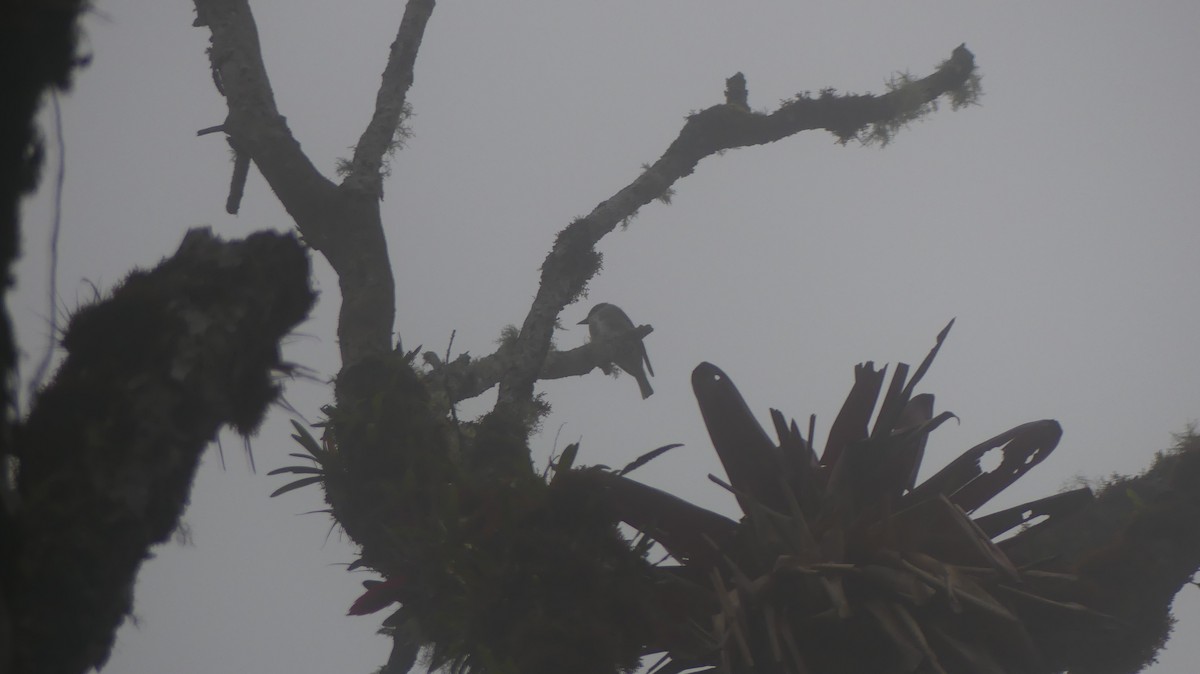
{"left": 578, "top": 302, "right": 654, "bottom": 399}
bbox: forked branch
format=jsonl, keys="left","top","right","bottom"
{"left": 194, "top": 0, "right": 438, "bottom": 367}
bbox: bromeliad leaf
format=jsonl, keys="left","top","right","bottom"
{"left": 290, "top": 419, "right": 329, "bottom": 462}
{"left": 617, "top": 443, "right": 684, "bottom": 477}
{"left": 270, "top": 475, "right": 324, "bottom": 498}
{"left": 268, "top": 465, "right": 323, "bottom": 476}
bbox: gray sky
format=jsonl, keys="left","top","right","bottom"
{"left": 17, "top": 1, "right": 1200, "bottom": 672}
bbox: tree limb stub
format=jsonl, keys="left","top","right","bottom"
{"left": 193, "top": 0, "right": 338, "bottom": 242}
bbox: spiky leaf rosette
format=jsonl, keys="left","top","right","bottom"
{"left": 273, "top": 324, "right": 1191, "bottom": 674}
{"left": 584, "top": 322, "right": 1116, "bottom": 674}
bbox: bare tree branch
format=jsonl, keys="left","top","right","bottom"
{"left": 493, "top": 46, "right": 978, "bottom": 420}
{"left": 425, "top": 324, "right": 654, "bottom": 403}
{"left": 13, "top": 229, "right": 313, "bottom": 674}
{"left": 194, "top": 0, "right": 437, "bottom": 367}
{"left": 193, "top": 0, "right": 338, "bottom": 239}
{"left": 1000, "top": 435, "right": 1200, "bottom": 674}
{"left": 343, "top": 0, "right": 435, "bottom": 197}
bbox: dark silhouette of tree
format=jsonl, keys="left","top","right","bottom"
{"left": 2, "top": 2, "right": 1198, "bottom": 674}
{"left": 0, "top": 0, "right": 91, "bottom": 517}
{"left": 0, "top": 5, "right": 314, "bottom": 674}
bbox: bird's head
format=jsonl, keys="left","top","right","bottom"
{"left": 578, "top": 302, "right": 616, "bottom": 326}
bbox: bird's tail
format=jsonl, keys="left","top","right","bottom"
{"left": 637, "top": 375, "right": 654, "bottom": 399}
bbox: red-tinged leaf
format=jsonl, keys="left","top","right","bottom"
{"left": 692, "top": 363, "right": 789, "bottom": 514}
{"left": 269, "top": 475, "right": 324, "bottom": 497}
{"left": 821, "top": 362, "right": 886, "bottom": 469}
{"left": 348, "top": 576, "right": 407, "bottom": 615}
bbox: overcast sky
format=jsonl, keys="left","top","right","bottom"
{"left": 16, "top": 2, "right": 1200, "bottom": 673}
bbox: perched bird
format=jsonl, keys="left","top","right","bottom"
{"left": 578, "top": 302, "right": 655, "bottom": 399}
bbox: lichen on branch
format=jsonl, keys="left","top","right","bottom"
{"left": 489, "top": 46, "right": 980, "bottom": 428}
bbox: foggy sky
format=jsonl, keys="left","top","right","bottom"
{"left": 16, "top": 2, "right": 1200, "bottom": 672}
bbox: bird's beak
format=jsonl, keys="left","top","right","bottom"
{"left": 576, "top": 318, "right": 588, "bottom": 325}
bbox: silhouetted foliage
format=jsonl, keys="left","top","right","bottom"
{"left": 277, "top": 323, "right": 1200, "bottom": 674}
{"left": 3, "top": 3, "right": 1196, "bottom": 674}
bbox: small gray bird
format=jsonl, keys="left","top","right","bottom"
{"left": 578, "top": 302, "right": 654, "bottom": 399}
